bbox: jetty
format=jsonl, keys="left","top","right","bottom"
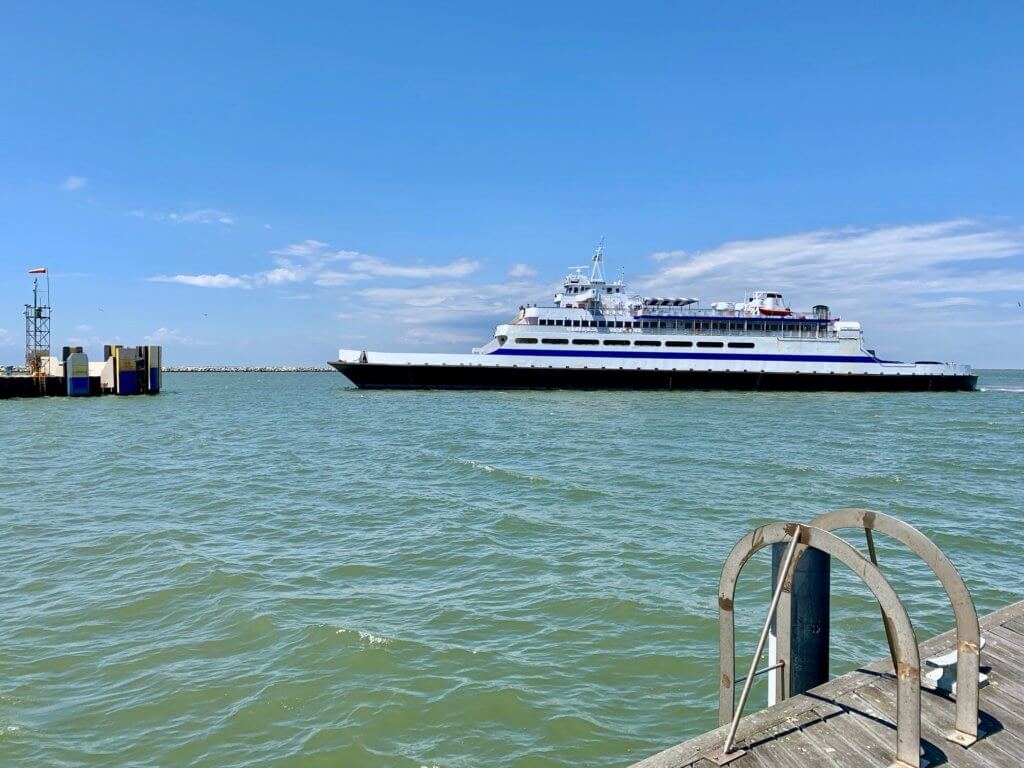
{"left": 164, "top": 366, "right": 333, "bottom": 372}
{"left": 632, "top": 510, "right": 1024, "bottom": 768}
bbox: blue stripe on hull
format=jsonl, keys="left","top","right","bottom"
{"left": 489, "top": 349, "right": 878, "bottom": 364}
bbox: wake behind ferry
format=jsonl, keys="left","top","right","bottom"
{"left": 330, "top": 243, "right": 977, "bottom": 391}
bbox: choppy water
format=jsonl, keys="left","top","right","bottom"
{"left": 2, "top": 370, "right": 1023, "bottom": 767}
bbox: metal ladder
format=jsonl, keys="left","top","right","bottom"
{"left": 713, "top": 511, "right": 982, "bottom": 768}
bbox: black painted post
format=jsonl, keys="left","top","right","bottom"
{"left": 771, "top": 542, "right": 830, "bottom": 698}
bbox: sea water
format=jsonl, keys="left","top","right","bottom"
{"left": 1, "top": 371, "right": 1022, "bottom": 767}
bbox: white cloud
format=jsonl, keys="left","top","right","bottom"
{"left": 638, "top": 220, "right": 1024, "bottom": 315}
{"left": 271, "top": 240, "right": 330, "bottom": 257}
{"left": 150, "top": 273, "right": 249, "bottom": 288}
{"left": 148, "top": 241, "right": 482, "bottom": 292}
{"left": 143, "top": 327, "right": 207, "bottom": 346}
{"left": 61, "top": 176, "right": 87, "bottom": 192}
{"left": 170, "top": 209, "right": 234, "bottom": 225}
{"left": 911, "top": 296, "right": 982, "bottom": 309}
{"left": 508, "top": 263, "right": 538, "bottom": 278}
{"left": 346, "top": 255, "right": 479, "bottom": 279}
{"left": 314, "top": 270, "right": 373, "bottom": 286}
{"left": 358, "top": 280, "right": 544, "bottom": 321}
{"left": 0, "top": 328, "right": 12, "bottom": 345}
{"left": 261, "top": 267, "right": 303, "bottom": 285}
{"left": 401, "top": 327, "right": 482, "bottom": 345}
{"left": 131, "top": 208, "right": 234, "bottom": 225}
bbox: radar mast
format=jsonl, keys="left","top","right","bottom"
{"left": 590, "top": 237, "right": 607, "bottom": 284}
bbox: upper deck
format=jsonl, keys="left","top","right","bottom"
{"left": 509, "top": 243, "right": 846, "bottom": 340}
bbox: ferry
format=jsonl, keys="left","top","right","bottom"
{"left": 330, "top": 243, "right": 977, "bottom": 391}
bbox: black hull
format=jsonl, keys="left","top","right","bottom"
{"left": 330, "top": 362, "right": 978, "bottom": 392}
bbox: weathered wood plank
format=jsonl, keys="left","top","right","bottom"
{"left": 1000, "top": 617, "right": 1024, "bottom": 639}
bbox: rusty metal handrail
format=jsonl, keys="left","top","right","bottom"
{"left": 717, "top": 523, "right": 921, "bottom": 768}
{"left": 782, "top": 507, "right": 981, "bottom": 746}
{"left": 717, "top": 524, "right": 803, "bottom": 760}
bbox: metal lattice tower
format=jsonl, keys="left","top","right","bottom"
{"left": 24, "top": 274, "right": 51, "bottom": 375}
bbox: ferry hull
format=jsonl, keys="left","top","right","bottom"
{"left": 331, "top": 362, "right": 977, "bottom": 392}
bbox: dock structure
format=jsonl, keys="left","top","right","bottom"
{"left": 630, "top": 510, "right": 1024, "bottom": 768}
{"left": 632, "top": 599, "right": 1024, "bottom": 767}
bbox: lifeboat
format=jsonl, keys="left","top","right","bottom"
{"left": 758, "top": 306, "right": 792, "bottom": 316}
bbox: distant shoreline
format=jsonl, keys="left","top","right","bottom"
{"left": 165, "top": 366, "right": 334, "bottom": 373}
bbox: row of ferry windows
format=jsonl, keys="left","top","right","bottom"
{"left": 537, "top": 318, "right": 807, "bottom": 332}
{"left": 564, "top": 285, "right": 621, "bottom": 294}
{"left": 513, "top": 338, "right": 757, "bottom": 349}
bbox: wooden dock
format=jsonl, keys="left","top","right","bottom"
{"left": 632, "top": 599, "right": 1024, "bottom": 768}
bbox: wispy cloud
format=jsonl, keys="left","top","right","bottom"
{"left": 508, "top": 263, "right": 538, "bottom": 278}
{"left": 637, "top": 220, "right": 1024, "bottom": 324}
{"left": 400, "top": 327, "right": 482, "bottom": 345}
{"left": 143, "top": 327, "right": 208, "bottom": 346}
{"left": 151, "top": 273, "right": 248, "bottom": 288}
{"left": 0, "top": 328, "right": 12, "bottom": 345}
{"left": 149, "top": 240, "right": 481, "bottom": 290}
{"left": 61, "top": 175, "right": 87, "bottom": 191}
{"left": 343, "top": 254, "right": 479, "bottom": 279}
{"left": 271, "top": 240, "right": 330, "bottom": 257}
{"left": 131, "top": 208, "right": 234, "bottom": 225}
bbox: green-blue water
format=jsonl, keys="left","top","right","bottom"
{"left": 2, "top": 371, "right": 1023, "bottom": 767}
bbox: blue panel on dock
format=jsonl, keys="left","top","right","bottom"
{"left": 117, "top": 371, "right": 139, "bottom": 395}
{"left": 149, "top": 366, "right": 160, "bottom": 393}
{"left": 68, "top": 376, "right": 90, "bottom": 396}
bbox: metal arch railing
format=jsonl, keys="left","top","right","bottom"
{"left": 778, "top": 507, "right": 981, "bottom": 746}
{"left": 715, "top": 523, "right": 921, "bottom": 768}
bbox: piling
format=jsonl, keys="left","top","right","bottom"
{"left": 770, "top": 543, "right": 829, "bottom": 702}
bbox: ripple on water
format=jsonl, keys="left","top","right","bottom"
{"left": 0, "top": 370, "right": 1022, "bottom": 767}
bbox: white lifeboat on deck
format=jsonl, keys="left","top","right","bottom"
{"left": 741, "top": 291, "right": 792, "bottom": 317}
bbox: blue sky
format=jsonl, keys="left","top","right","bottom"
{"left": 1, "top": 2, "right": 1022, "bottom": 366}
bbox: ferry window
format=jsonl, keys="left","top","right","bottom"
{"left": 516, "top": 338, "right": 538, "bottom": 344}
{"left": 635, "top": 340, "right": 662, "bottom": 347}
{"left": 659, "top": 322, "right": 667, "bottom": 329}
{"left": 603, "top": 339, "right": 630, "bottom": 346}
{"left": 697, "top": 341, "right": 723, "bottom": 348}
{"left": 542, "top": 338, "right": 569, "bottom": 344}
{"left": 665, "top": 340, "right": 692, "bottom": 347}
{"left": 597, "top": 320, "right": 606, "bottom": 328}
{"left": 572, "top": 320, "right": 580, "bottom": 327}
{"left": 572, "top": 338, "right": 599, "bottom": 345}
{"left": 728, "top": 342, "right": 755, "bottom": 349}
{"left": 615, "top": 321, "right": 624, "bottom": 328}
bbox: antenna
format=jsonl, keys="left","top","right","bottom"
{"left": 591, "top": 237, "right": 605, "bottom": 283}
{"left": 24, "top": 268, "right": 51, "bottom": 375}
